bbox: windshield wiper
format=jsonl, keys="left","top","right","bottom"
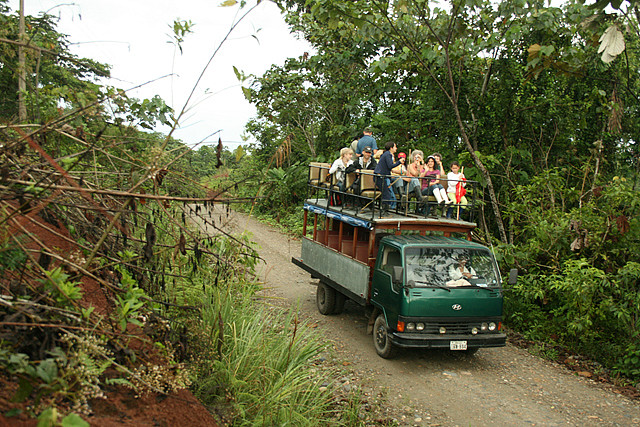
{"left": 472, "top": 284, "right": 496, "bottom": 292}
{"left": 410, "top": 280, "right": 451, "bottom": 292}
{"left": 467, "top": 277, "right": 499, "bottom": 291}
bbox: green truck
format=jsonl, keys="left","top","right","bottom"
{"left": 292, "top": 164, "right": 516, "bottom": 358}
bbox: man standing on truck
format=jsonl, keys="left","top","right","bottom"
{"left": 374, "top": 141, "right": 404, "bottom": 212}
{"left": 356, "top": 127, "right": 378, "bottom": 157}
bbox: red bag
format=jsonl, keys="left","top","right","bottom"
{"left": 455, "top": 168, "right": 467, "bottom": 203}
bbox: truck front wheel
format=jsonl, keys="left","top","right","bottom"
{"left": 373, "top": 314, "right": 397, "bottom": 358}
{"left": 316, "top": 282, "right": 336, "bottom": 315}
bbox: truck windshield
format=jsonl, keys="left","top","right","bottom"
{"left": 404, "top": 247, "right": 501, "bottom": 289}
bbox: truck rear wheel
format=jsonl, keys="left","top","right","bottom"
{"left": 373, "top": 314, "right": 397, "bottom": 358}
{"left": 316, "top": 282, "right": 336, "bottom": 315}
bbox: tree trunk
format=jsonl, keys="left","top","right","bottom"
{"left": 442, "top": 41, "right": 508, "bottom": 244}
{"left": 453, "top": 104, "right": 508, "bottom": 244}
{"left": 18, "top": 0, "right": 27, "bottom": 121}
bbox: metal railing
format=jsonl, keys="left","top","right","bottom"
{"left": 305, "top": 163, "right": 479, "bottom": 222}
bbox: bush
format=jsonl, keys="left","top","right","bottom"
{"left": 501, "top": 175, "right": 640, "bottom": 382}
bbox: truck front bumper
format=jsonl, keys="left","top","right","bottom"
{"left": 389, "top": 332, "right": 506, "bottom": 349}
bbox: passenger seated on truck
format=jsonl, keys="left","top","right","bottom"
{"left": 420, "top": 156, "right": 451, "bottom": 208}
{"left": 390, "top": 152, "right": 409, "bottom": 202}
{"left": 345, "top": 146, "right": 377, "bottom": 195}
{"left": 431, "top": 152, "right": 445, "bottom": 174}
{"left": 329, "top": 147, "right": 354, "bottom": 193}
{"left": 446, "top": 161, "right": 468, "bottom": 219}
{"left": 406, "top": 151, "right": 425, "bottom": 198}
{"left": 374, "top": 141, "right": 404, "bottom": 211}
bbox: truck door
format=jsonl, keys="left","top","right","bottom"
{"left": 371, "top": 244, "right": 403, "bottom": 329}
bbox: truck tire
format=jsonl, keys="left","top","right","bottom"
{"left": 373, "top": 314, "right": 397, "bottom": 358}
{"left": 316, "top": 282, "right": 336, "bottom": 315}
{"left": 333, "top": 292, "right": 346, "bottom": 314}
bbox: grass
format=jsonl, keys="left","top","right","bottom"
{"left": 189, "top": 282, "right": 342, "bottom": 425}
{"left": 161, "top": 209, "right": 374, "bottom": 425}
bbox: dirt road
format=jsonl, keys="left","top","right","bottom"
{"left": 208, "top": 207, "right": 640, "bottom": 426}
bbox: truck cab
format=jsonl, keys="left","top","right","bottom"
{"left": 371, "top": 236, "right": 506, "bottom": 358}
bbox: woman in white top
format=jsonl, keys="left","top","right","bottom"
{"left": 446, "top": 161, "right": 468, "bottom": 218}
{"left": 329, "top": 147, "right": 354, "bottom": 192}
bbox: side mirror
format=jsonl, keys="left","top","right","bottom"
{"left": 508, "top": 268, "right": 518, "bottom": 285}
{"left": 392, "top": 266, "right": 404, "bottom": 284}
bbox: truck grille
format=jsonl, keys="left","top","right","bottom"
{"left": 421, "top": 321, "right": 482, "bottom": 334}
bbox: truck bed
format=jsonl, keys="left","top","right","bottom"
{"left": 292, "top": 238, "right": 370, "bottom": 306}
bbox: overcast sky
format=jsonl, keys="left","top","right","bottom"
{"left": 8, "top": 0, "right": 311, "bottom": 149}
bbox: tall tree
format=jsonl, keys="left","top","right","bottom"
{"left": 266, "top": 0, "right": 639, "bottom": 243}
{"left": 0, "top": 4, "right": 110, "bottom": 122}
{"left": 243, "top": 30, "right": 386, "bottom": 159}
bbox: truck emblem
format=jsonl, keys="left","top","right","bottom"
{"left": 452, "top": 304, "right": 462, "bottom": 311}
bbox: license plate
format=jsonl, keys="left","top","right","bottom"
{"left": 450, "top": 340, "right": 467, "bottom": 350}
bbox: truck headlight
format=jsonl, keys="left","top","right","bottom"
{"left": 488, "top": 322, "right": 496, "bottom": 331}
{"left": 406, "top": 323, "right": 416, "bottom": 332}
{"left": 481, "top": 322, "right": 488, "bottom": 332}
{"left": 416, "top": 323, "right": 425, "bottom": 331}
{"left": 439, "top": 327, "right": 446, "bottom": 334}
{"left": 471, "top": 327, "right": 478, "bottom": 335}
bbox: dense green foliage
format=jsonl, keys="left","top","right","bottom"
{"left": 500, "top": 174, "right": 640, "bottom": 374}
{"left": 236, "top": 0, "right": 640, "bottom": 382}
{"left": 0, "top": 1, "right": 109, "bottom": 120}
